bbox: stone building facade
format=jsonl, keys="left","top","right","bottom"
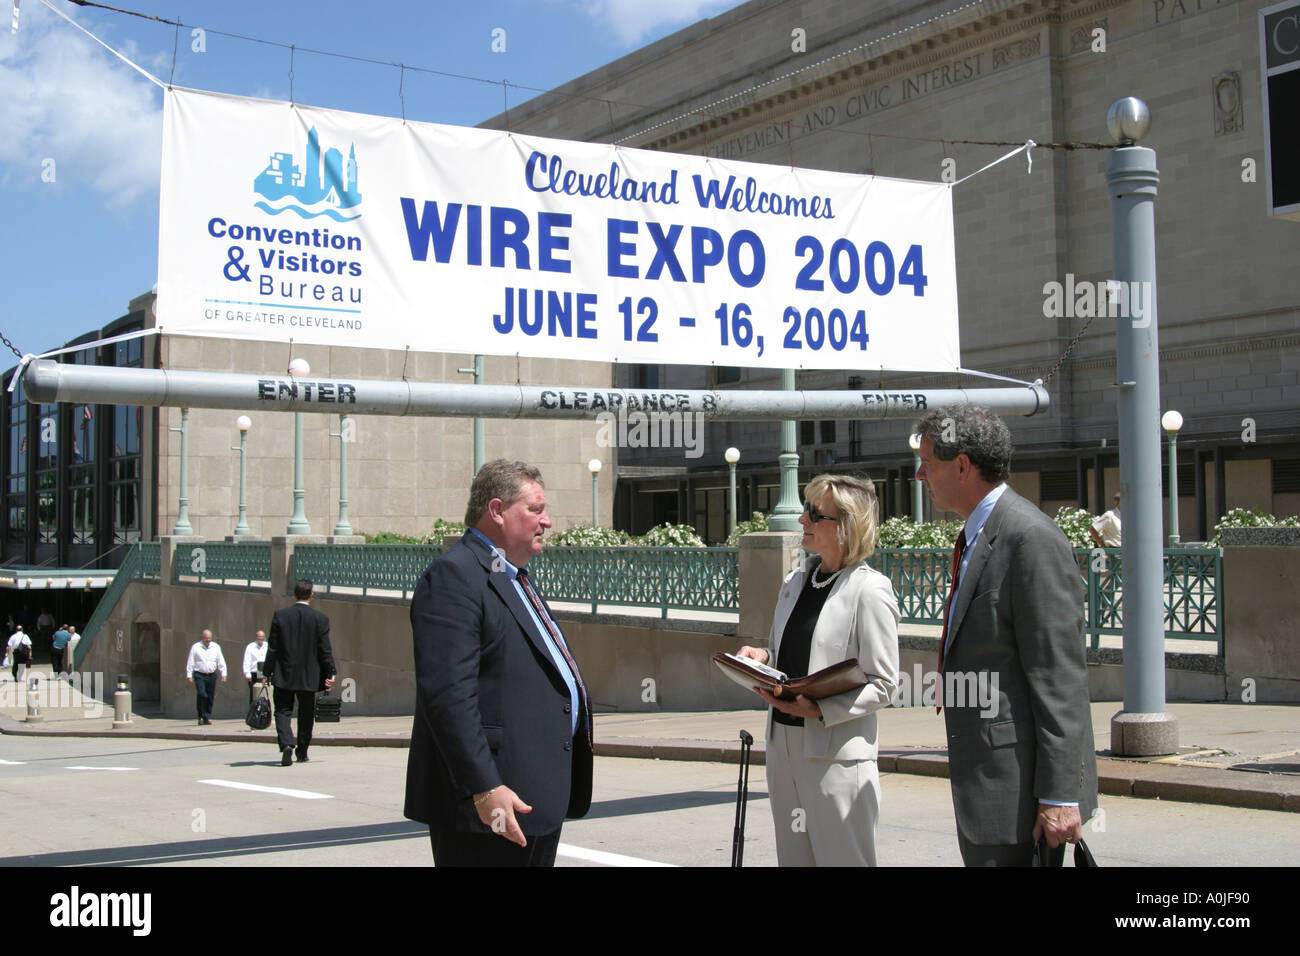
{"left": 483, "top": 0, "right": 1299, "bottom": 541}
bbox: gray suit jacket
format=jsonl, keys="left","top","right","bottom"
{"left": 942, "top": 487, "right": 1098, "bottom": 845}
{"left": 766, "top": 559, "right": 900, "bottom": 761}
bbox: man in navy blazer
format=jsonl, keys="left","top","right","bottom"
{"left": 404, "top": 460, "right": 593, "bottom": 867}
{"left": 914, "top": 406, "right": 1097, "bottom": 866}
{"left": 265, "top": 579, "right": 335, "bottom": 766}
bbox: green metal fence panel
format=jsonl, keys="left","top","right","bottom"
{"left": 292, "top": 544, "right": 441, "bottom": 600}
{"left": 139, "top": 541, "right": 161, "bottom": 580}
{"left": 530, "top": 546, "right": 739, "bottom": 617}
{"left": 870, "top": 549, "right": 952, "bottom": 624}
{"left": 871, "top": 546, "right": 1220, "bottom": 648}
{"left": 171, "top": 541, "right": 272, "bottom": 588}
{"left": 1162, "top": 548, "right": 1221, "bottom": 648}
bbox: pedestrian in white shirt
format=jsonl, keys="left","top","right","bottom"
{"left": 243, "top": 629, "right": 269, "bottom": 703}
{"left": 1089, "top": 494, "right": 1122, "bottom": 548}
{"left": 6, "top": 626, "right": 32, "bottom": 682}
{"left": 185, "top": 629, "right": 227, "bottom": 725}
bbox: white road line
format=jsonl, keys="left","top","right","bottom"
{"left": 0, "top": 759, "right": 25, "bottom": 765}
{"left": 65, "top": 766, "right": 138, "bottom": 771}
{"left": 557, "top": 843, "right": 677, "bottom": 867}
{"left": 199, "top": 778, "right": 333, "bottom": 800}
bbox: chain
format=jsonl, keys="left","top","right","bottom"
{"left": 0, "top": 329, "right": 24, "bottom": 361}
{"left": 1041, "top": 310, "right": 1100, "bottom": 386}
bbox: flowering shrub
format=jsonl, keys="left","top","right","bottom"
{"left": 726, "top": 511, "right": 770, "bottom": 546}
{"left": 548, "top": 524, "right": 633, "bottom": 547}
{"left": 1210, "top": 508, "right": 1300, "bottom": 546}
{"left": 875, "top": 516, "right": 962, "bottom": 549}
{"left": 638, "top": 523, "right": 706, "bottom": 548}
{"left": 1053, "top": 507, "right": 1096, "bottom": 549}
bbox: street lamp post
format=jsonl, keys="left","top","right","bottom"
{"left": 457, "top": 355, "right": 485, "bottom": 477}
{"left": 1162, "top": 410, "right": 1183, "bottom": 547}
{"left": 587, "top": 458, "right": 602, "bottom": 527}
{"left": 908, "top": 432, "right": 924, "bottom": 523}
{"left": 170, "top": 407, "right": 194, "bottom": 535}
{"left": 232, "top": 415, "right": 252, "bottom": 536}
{"left": 725, "top": 446, "right": 740, "bottom": 535}
{"left": 769, "top": 369, "right": 802, "bottom": 531}
{"left": 286, "top": 358, "right": 312, "bottom": 535}
{"left": 1106, "top": 96, "right": 1178, "bottom": 755}
{"left": 330, "top": 414, "right": 353, "bottom": 536}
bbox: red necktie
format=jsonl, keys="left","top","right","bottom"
{"left": 936, "top": 529, "right": 967, "bottom": 712}
{"left": 517, "top": 568, "right": 592, "bottom": 748}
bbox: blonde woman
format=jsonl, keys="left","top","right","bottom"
{"left": 737, "top": 474, "right": 900, "bottom": 866}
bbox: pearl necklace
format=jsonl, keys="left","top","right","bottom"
{"left": 809, "top": 563, "right": 845, "bottom": 589}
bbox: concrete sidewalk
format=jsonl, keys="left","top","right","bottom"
{"left": 1, "top": 669, "right": 1296, "bottom": 813}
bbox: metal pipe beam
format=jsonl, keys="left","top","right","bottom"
{"left": 23, "top": 360, "right": 1050, "bottom": 421}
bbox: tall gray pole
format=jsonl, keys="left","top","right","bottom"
{"left": 169, "top": 407, "right": 193, "bottom": 535}
{"left": 769, "top": 369, "right": 802, "bottom": 531}
{"left": 1105, "top": 97, "right": 1178, "bottom": 756}
{"left": 331, "top": 414, "right": 353, "bottom": 536}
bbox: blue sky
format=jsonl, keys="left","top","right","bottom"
{"left": 0, "top": 0, "right": 745, "bottom": 360}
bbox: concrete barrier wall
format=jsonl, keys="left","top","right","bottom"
{"left": 76, "top": 533, "right": 1297, "bottom": 715}
{"left": 83, "top": 580, "right": 759, "bottom": 718}
{"left": 1222, "top": 536, "right": 1300, "bottom": 703}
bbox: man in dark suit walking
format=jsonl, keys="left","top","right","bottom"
{"left": 265, "top": 579, "right": 335, "bottom": 766}
{"left": 914, "top": 406, "right": 1097, "bottom": 866}
{"left": 405, "top": 459, "right": 592, "bottom": 867}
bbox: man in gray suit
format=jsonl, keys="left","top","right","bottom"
{"left": 914, "top": 406, "right": 1097, "bottom": 866}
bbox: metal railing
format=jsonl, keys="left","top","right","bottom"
{"left": 870, "top": 546, "right": 1222, "bottom": 648}
{"left": 73, "top": 541, "right": 146, "bottom": 670}
{"left": 293, "top": 544, "right": 441, "bottom": 600}
{"left": 121, "top": 540, "right": 1218, "bottom": 647}
{"left": 171, "top": 541, "right": 272, "bottom": 589}
{"left": 531, "top": 546, "right": 740, "bottom": 617}
{"left": 140, "top": 541, "right": 161, "bottom": 580}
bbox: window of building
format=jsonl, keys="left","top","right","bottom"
{"left": 634, "top": 364, "right": 660, "bottom": 389}
{"left": 799, "top": 420, "right": 815, "bottom": 446}
{"left": 110, "top": 333, "right": 144, "bottom": 544}
{"left": 714, "top": 366, "right": 741, "bottom": 385}
{"left": 5, "top": 378, "right": 26, "bottom": 546}
{"left": 36, "top": 402, "right": 57, "bottom": 544}
{"left": 67, "top": 350, "right": 97, "bottom": 545}
{"left": 1273, "top": 458, "right": 1300, "bottom": 494}
{"left": 1039, "top": 470, "right": 1078, "bottom": 500}
{"left": 820, "top": 420, "right": 837, "bottom": 444}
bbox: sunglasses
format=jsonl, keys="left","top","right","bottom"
{"left": 804, "top": 501, "right": 838, "bottom": 523}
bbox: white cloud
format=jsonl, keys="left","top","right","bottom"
{"left": 0, "top": 3, "right": 163, "bottom": 207}
{"left": 574, "top": 0, "right": 742, "bottom": 45}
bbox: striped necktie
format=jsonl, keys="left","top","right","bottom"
{"left": 936, "top": 529, "right": 967, "bottom": 712}
{"left": 517, "top": 568, "right": 592, "bottom": 748}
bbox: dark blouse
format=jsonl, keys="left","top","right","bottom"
{"left": 773, "top": 565, "right": 838, "bottom": 727}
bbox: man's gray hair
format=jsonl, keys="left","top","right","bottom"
{"left": 464, "top": 459, "right": 544, "bottom": 526}
{"left": 912, "top": 405, "right": 1012, "bottom": 484}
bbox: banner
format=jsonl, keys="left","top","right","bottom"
{"left": 158, "top": 87, "right": 961, "bottom": 371}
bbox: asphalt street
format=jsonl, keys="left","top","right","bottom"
{"left": 2, "top": 734, "right": 1297, "bottom": 868}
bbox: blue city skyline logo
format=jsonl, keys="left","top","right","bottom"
{"left": 253, "top": 126, "right": 362, "bottom": 222}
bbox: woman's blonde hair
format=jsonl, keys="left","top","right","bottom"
{"left": 803, "top": 473, "right": 880, "bottom": 566}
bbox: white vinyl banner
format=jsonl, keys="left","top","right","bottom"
{"left": 158, "top": 87, "right": 961, "bottom": 372}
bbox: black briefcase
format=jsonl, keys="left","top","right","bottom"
{"left": 245, "top": 682, "right": 271, "bottom": 730}
{"left": 315, "top": 691, "right": 342, "bottom": 723}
